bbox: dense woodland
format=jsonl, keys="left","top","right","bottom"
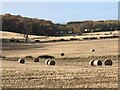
{"left": 1, "top": 14, "right": 120, "bottom": 36}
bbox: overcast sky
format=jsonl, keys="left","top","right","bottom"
{"left": 1, "top": 1, "right": 118, "bottom": 23}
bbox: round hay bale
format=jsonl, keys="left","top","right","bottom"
{"left": 48, "top": 60, "right": 56, "bottom": 65}
{"left": 91, "top": 49, "right": 95, "bottom": 52}
{"left": 93, "top": 60, "right": 102, "bottom": 66}
{"left": 61, "top": 53, "right": 64, "bottom": 56}
{"left": 34, "top": 58, "right": 39, "bottom": 62}
{"left": 104, "top": 59, "right": 113, "bottom": 66}
{"left": 45, "top": 59, "right": 50, "bottom": 65}
{"left": 18, "top": 58, "right": 25, "bottom": 64}
{"left": 89, "top": 60, "right": 95, "bottom": 66}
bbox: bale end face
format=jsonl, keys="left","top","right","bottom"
{"left": 61, "top": 53, "right": 64, "bottom": 56}
{"left": 93, "top": 60, "right": 102, "bottom": 66}
{"left": 91, "top": 49, "right": 95, "bottom": 52}
{"left": 18, "top": 58, "right": 25, "bottom": 64}
{"left": 97, "top": 60, "right": 102, "bottom": 65}
{"left": 45, "top": 59, "right": 50, "bottom": 65}
{"left": 34, "top": 58, "right": 39, "bottom": 62}
{"left": 89, "top": 60, "right": 95, "bottom": 66}
{"left": 48, "top": 60, "right": 56, "bottom": 65}
{"left": 104, "top": 59, "right": 113, "bottom": 66}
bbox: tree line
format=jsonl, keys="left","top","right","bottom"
{"left": 67, "top": 20, "right": 119, "bottom": 34}
{"left": 2, "top": 14, "right": 120, "bottom": 37}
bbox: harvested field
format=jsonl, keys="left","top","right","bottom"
{"left": 1, "top": 38, "right": 119, "bottom": 88}
{"left": 2, "top": 56, "right": 118, "bottom": 88}
{"left": 2, "top": 39, "right": 118, "bottom": 57}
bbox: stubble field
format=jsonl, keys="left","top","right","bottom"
{"left": 1, "top": 38, "right": 119, "bottom": 88}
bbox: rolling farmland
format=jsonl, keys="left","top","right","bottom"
{"left": 1, "top": 31, "right": 119, "bottom": 88}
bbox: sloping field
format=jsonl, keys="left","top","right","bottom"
{"left": 1, "top": 31, "right": 119, "bottom": 42}
{"left": 1, "top": 31, "right": 47, "bottom": 39}
{"left": 1, "top": 31, "right": 119, "bottom": 89}
{"left": 2, "top": 39, "right": 118, "bottom": 58}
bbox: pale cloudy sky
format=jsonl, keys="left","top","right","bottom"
{"left": 1, "top": 1, "right": 119, "bottom": 23}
